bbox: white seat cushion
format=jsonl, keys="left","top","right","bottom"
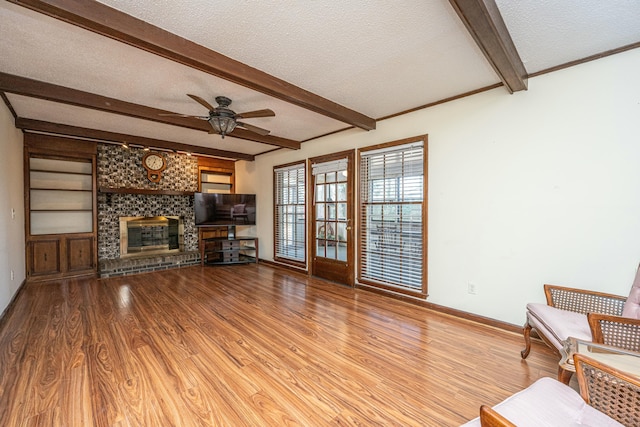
{"left": 460, "top": 377, "right": 624, "bottom": 427}
{"left": 526, "top": 303, "right": 591, "bottom": 350}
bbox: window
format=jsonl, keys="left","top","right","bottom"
{"left": 274, "top": 162, "right": 306, "bottom": 267}
{"left": 358, "top": 137, "right": 427, "bottom": 296}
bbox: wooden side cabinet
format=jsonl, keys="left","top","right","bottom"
{"left": 26, "top": 234, "right": 96, "bottom": 280}
{"left": 28, "top": 239, "right": 61, "bottom": 277}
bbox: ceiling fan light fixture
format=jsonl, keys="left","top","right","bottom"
{"left": 209, "top": 116, "right": 237, "bottom": 138}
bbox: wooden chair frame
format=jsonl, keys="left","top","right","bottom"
{"left": 521, "top": 284, "right": 631, "bottom": 358}
{"left": 477, "top": 354, "right": 640, "bottom": 426}
{"left": 588, "top": 313, "right": 640, "bottom": 351}
{"left": 478, "top": 405, "right": 515, "bottom": 427}
{"left": 574, "top": 354, "right": 640, "bottom": 427}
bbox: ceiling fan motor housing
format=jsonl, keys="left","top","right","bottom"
{"left": 215, "top": 96, "right": 233, "bottom": 109}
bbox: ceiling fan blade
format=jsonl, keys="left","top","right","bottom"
{"left": 235, "top": 109, "right": 275, "bottom": 119}
{"left": 236, "top": 121, "right": 271, "bottom": 136}
{"left": 187, "top": 94, "right": 216, "bottom": 111}
{"left": 158, "top": 113, "right": 208, "bottom": 119}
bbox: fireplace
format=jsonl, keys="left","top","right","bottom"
{"left": 119, "top": 216, "right": 184, "bottom": 258}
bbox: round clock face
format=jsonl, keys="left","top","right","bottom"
{"left": 144, "top": 153, "right": 165, "bottom": 171}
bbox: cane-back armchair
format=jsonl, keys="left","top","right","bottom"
{"left": 521, "top": 264, "right": 640, "bottom": 359}
{"left": 461, "top": 354, "right": 640, "bottom": 427}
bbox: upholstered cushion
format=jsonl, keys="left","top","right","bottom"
{"left": 622, "top": 265, "right": 640, "bottom": 319}
{"left": 526, "top": 312, "right": 563, "bottom": 352}
{"left": 232, "top": 204, "right": 246, "bottom": 213}
{"left": 527, "top": 303, "right": 591, "bottom": 349}
{"left": 460, "top": 377, "right": 624, "bottom": 427}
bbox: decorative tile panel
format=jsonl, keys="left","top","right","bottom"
{"left": 98, "top": 144, "right": 198, "bottom": 191}
{"left": 98, "top": 193, "right": 197, "bottom": 260}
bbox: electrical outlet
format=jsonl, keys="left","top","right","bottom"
{"left": 10, "top": 270, "right": 14, "bottom": 281}
{"left": 11, "top": 208, "right": 15, "bottom": 220}
{"left": 467, "top": 282, "right": 477, "bottom": 295}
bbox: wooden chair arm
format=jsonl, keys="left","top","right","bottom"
{"left": 587, "top": 313, "right": 640, "bottom": 352}
{"left": 574, "top": 353, "right": 640, "bottom": 426}
{"left": 479, "top": 405, "right": 515, "bottom": 427}
{"left": 543, "top": 284, "right": 626, "bottom": 315}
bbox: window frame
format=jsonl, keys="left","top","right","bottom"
{"left": 273, "top": 161, "right": 307, "bottom": 269}
{"left": 357, "top": 135, "right": 428, "bottom": 297}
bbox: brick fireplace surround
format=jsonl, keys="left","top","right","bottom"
{"left": 97, "top": 145, "right": 201, "bottom": 277}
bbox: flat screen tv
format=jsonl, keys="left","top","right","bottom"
{"left": 194, "top": 193, "right": 257, "bottom": 226}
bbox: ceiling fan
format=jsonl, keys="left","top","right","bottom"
{"left": 162, "top": 94, "right": 275, "bottom": 138}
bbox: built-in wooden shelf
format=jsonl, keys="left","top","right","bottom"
{"left": 99, "top": 187, "right": 195, "bottom": 196}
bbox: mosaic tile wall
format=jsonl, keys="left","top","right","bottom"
{"left": 98, "top": 144, "right": 199, "bottom": 191}
{"left": 97, "top": 145, "right": 199, "bottom": 260}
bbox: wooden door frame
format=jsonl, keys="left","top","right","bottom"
{"left": 308, "top": 149, "right": 355, "bottom": 287}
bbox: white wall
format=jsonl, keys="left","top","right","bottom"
{"left": 0, "top": 102, "right": 25, "bottom": 316}
{"left": 238, "top": 48, "right": 640, "bottom": 325}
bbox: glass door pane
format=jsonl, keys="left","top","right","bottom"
{"left": 314, "top": 169, "right": 348, "bottom": 262}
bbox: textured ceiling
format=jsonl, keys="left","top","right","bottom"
{"left": 495, "top": 0, "right": 640, "bottom": 72}
{"left": 94, "top": 0, "right": 499, "bottom": 115}
{"left": 1, "top": 0, "right": 639, "bottom": 159}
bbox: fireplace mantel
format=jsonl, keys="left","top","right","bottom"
{"left": 99, "top": 187, "right": 195, "bottom": 196}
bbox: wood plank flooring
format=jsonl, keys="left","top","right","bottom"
{"left": 0, "top": 264, "right": 558, "bottom": 426}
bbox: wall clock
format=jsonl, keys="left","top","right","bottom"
{"left": 142, "top": 152, "right": 167, "bottom": 183}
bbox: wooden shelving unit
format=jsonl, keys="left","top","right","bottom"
{"left": 24, "top": 134, "right": 98, "bottom": 281}
{"left": 199, "top": 227, "right": 258, "bottom": 266}
{"left": 199, "top": 170, "right": 233, "bottom": 194}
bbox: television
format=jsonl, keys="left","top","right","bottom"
{"left": 194, "top": 193, "right": 257, "bottom": 226}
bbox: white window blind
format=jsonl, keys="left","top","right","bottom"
{"left": 274, "top": 163, "right": 306, "bottom": 265}
{"left": 359, "top": 141, "right": 425, "bottom": 292}
{"left": 311, "top": 158, "right": 348, "bottom": 176}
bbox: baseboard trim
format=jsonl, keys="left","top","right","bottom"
{"left": 259, "top": 258, "right": 309, "bottom": 275}
{"left": 258, "top": 262, "right": 524, "bottom": 335}
{"left": 356, "top": 282, "right": 523, "bottom": 334}
{"left": 0, "top": 279, "right": 27, "bottom": 334}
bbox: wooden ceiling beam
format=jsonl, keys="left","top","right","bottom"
{"left": 0, "top": 72, "right": 300, "bottom": 149}
{"left": 15, "top": 118, "right": 256, "bottom": 161}
{"left": 8, "top": 0, "right": 376, "bottom": 131}
{"left": 449, "top": 0, "right": 527, "bottom": 93}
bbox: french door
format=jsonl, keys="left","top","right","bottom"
{"left": 309, "top": 150, "right": 354, "bottom": 286}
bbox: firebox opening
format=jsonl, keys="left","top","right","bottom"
{"left": 119, "top": 216, "right": 184, "bottom": 258}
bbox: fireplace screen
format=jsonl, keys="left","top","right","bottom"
{"left": 119, "top": 216, "right": 183, "bottom": 257}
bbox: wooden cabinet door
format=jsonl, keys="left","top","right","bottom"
{"left": 29, "top": 240, "right": 61, "bottom": 277}
{"left": 66, "top": 236, "right": 95, "bottom": 272}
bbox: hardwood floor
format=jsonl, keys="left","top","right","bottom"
{"left": 0, "top": 264, "right": 558, "bottom": 426}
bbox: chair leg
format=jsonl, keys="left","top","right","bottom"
{"left": 557, "top": 365, "right": 573, "bottom": 385}
{"left": 521, "top": 321, "right": 532, "bottom": 359}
